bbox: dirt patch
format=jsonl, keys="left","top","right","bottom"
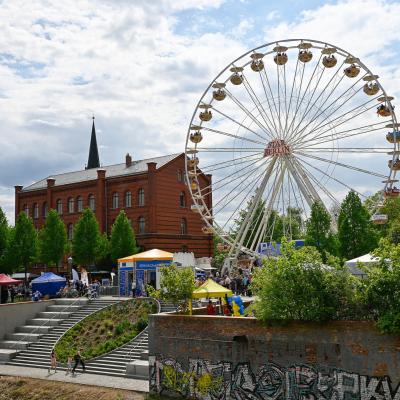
{"left": 0, "top": 375, "right": 146, "bottom": 400}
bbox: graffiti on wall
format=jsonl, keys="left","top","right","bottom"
{"left": 149, "top": 356, "right": 400, "bottom": 400}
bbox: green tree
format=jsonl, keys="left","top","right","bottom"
{"left": 211, "top": 235, "right": 226, "bottom": 270}
{"left": 305, "top": 201, "right": 338, "bottom": 259}
{"left": 13, "top": 212, "right": 38, "bottom": 284}
{"left": 0, "top": 207, "right": 8, "bottom": 272}
{"left": 364, "top": 238, "right": 400, "bottom": 333}
{"left": 110, "top": 210, "right": 139, "bottom": 262}
{"left": 159, "top": 264, "right": 195, "bottom": 313}
{"left": 39, "top": 209, "right": 67, "bottom": 271}
{"left": 95, "top": 232, "right": 110, "bottom": 264}
{"left": 72, "top": 208, "right": 100, "bottom": 267}
{"left": 251, "top": 238, "right": 359, "bottom": 322}
{"left": 338, "top": 191, "right": 378, "bottom": 259}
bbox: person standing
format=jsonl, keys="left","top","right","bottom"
{"left": 66, "top": 355, "right": 73, "bottom": 375}
{"left": 72, "top": 349, "right": 85, "bottom": 374}
{"left": 48, "top": 349, "right": 57, "bottom": 373}
{"left": 206, "top": 300, "right": 216, "bottom": 315}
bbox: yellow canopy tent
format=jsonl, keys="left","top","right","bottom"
{"left": 190, "top": 279, "right": 232, "bottom": 315}
{"left": 118, "top": 249, "right": 174, "bottom": 263}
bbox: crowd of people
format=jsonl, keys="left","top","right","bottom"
{"left": 195, "top": 267, "right": 253, "bottom": 297}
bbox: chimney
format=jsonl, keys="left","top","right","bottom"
{"left": 126, "top": 153, "right": 132, "bottom": 168}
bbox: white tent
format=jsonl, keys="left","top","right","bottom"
{"left": 345, "top": 254, "right": 380, "bottom": 278}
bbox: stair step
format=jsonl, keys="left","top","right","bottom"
{"left": 6, "top": 333, "right": 41, "bottom": 342}
{"left": 38, "top": 312, "right": 73, "bottom": 318}
{"left": 16, "top": 325, "right": 52, "bottom": 334}
{"left": 47, "top": 305, "right": 82, "bottom": 312}
{"left": 27, "top": 319, "right": 62, "bottom": 326}
{"left": 0, "top": 340, "right": 31, "bottom": 350}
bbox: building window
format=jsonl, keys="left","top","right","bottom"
{"left": 68, "top": 197, "right": 74, "bottom": 214}
{"left": 67, "top": 223, "right": 73, "bottom": 240}
{"left": 33, "top": 203, "right": 39, "bottom": 219}
{"left": 180, "top": 218, "right": 187, "bottom": 235}
{"left": 56, "top": 199, "right": 63, "bottom": 215}
{"left": 112, "top": 192, "right": 119, "bottom": 209}
{"left": 43, "top": 202, "right": 48, "bottom": 218}
{"left": 125, "top": 191, "right": 132, "bottom": 208}
{"left": 88, "top": 194, "right": 95, "bottom": 211}
{"left": 23, "top": 204, "right": 29, "bottom": 216}
{"left": 179, "top": 191, "right": 186, "bottom": 208}
{"left": 182, "top": 245, "right": 188, "bottom": 252}
{"left": 177, "top": 169, "right": 183, "bottom": 182}
{"left": 138, "top": 188, "right": 145, "bottom": 206}
{"left": 138, "top": 216, "right": 145, "bottom": 234}
{"left": 77, "top": 196, "right": 83, "bottom": 212}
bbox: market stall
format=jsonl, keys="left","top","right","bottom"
{"left": 118, "top": 249, "right": 173, "bottom": 297}
{"left": 191, "top": 279, "right": 233, "bottom": 315}
{"left": 31, "top": 272, "right": 66, "bottom": 297}
{"left": 0, "top": 274, "right": 22, "bottom": 303}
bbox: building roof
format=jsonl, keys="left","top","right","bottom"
{"left": 22, "top": 153, "right": 181, "bottom": 192}
{"left": 86, "top": 118, "right": 100, "bottom": 170}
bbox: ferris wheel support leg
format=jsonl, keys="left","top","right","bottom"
{"left": 227, "top": 158, "right": 277, "bottom": 263}
{"left": 285, "top": 157, "right": 320, "bottom": 209}
{"left": 249, "top": 162, "right": 287, "bottom": 252}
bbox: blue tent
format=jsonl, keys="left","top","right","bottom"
{"left": 31, "top": 272, "right": 66, "bottom": 297}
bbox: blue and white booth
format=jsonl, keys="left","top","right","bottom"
{"left": 117, "top": 249, "right": 173, "bottom": 297}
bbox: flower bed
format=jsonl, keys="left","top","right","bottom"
{"left": 55, "top": 299, "right": 156, "bottom": 362}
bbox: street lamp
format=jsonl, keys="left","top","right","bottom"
{"left": 67, "top": 256, "right": 73, "bottom": 282}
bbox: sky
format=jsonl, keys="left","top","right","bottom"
{"left": 1, "top": 0, "right": 400, "bottom": 225}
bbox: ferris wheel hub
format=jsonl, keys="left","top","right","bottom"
{"left": 264, "top": 139, "right": 291, "bottom": 157}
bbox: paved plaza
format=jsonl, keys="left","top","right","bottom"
{"left": 0, "top": 364, "right": 149, "bottom": 392}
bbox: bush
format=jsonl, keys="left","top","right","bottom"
{"left": 362, "top": 238, "right": 400, "bottom": 333}
{"left": 251, "top": 238, "right": 360, "bottom": 322}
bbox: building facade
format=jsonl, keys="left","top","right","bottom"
{"left": 15, "top": 122, "right": 213, "bottom": 259}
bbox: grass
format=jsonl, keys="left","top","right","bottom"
{"left": 55, "top": 299, "right": 156, "bottom": 363}
{"left": 0, "top": 376, "right": 145, "bottom": 400}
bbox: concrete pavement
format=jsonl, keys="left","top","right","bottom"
{"left": 0, "top": 364, "right": 149, "bottom": 392}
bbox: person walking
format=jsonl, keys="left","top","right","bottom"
{"left": 72, "top": 349, "right": 85, "bottom": 374}
{"left": 48, "top": 349, "right": 57, "bottom": 373}
{"left": 66, "top": 355, "right": 73, "bottom": 375}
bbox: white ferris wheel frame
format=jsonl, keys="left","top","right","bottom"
{"left": 184, "top": 38, "right": 399, "bottom": 259}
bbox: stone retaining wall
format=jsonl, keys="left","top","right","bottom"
{"left": 149, "top": 314, "right": 400, "bottom": 399}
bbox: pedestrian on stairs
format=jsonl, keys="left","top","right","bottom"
{"left": 48, "top": 349, "right": 57, "bottom": 373}
{"left": 72, "top": 349, "right": 85, "bottom": 374}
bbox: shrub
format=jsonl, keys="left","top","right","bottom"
{"left": 251, "top": 238, "right": 359, "bottom": 322}
{"left": 362, "top": 238, "right": 400, "bottom": 333}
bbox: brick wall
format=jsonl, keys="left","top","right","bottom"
{"left": 149, "top": 314, "right": 400, "bottom": 399}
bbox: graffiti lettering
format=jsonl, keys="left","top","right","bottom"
{"left": 149, "top": 356, "right": 400, "bottom": 400}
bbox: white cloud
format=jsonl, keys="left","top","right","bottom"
{"left": 1, "top": 0, "right": 400, "bottom": 227}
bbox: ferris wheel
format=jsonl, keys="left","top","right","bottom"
{"left": 184, "top": 38, "right": 400, "bottom": 259}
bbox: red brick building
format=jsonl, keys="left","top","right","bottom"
{"left": 15, "top": 121, "right": 213, "bottom": 258}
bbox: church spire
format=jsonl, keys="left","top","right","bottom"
{"left": 86, "top": 116, "right": 100, "bottom": 169}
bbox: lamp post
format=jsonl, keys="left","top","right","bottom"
{"left": 67, "top": 256, "right": 73, "bottom": 282}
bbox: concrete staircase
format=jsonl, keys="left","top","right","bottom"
{"left": 6, "top": 298, "right": 120, "bottom": 369}
{"left": 84, "top": 329, "right": 149, "bottom": 377}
